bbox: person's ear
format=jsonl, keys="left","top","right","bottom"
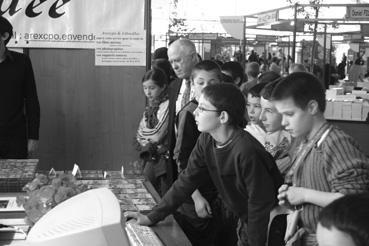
{"left": 307, "top": 99, "right": 319, "bottom": 115}
{"left": 219, "top": 111, "right": 229, "bottom": 124}
{"left": 1, "top": 32, "right": 9, "bottom": 41}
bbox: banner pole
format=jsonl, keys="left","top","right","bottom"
{"left": 145, "top": 0, "right": 152, "bottom": 70}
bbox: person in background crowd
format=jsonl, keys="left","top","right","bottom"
{"left": 270, "top": 57, "right": 281, "bottom": 75}
{"left": 126, "top": 83, "right": 280, "bottom": 246}
{"left": 166, "top": 38, "right": 199, "bottom": 186}
{"left": 303, "top": 59, "right": 311, "bottom": 72}
{"left": 259, "top": 79, "right": 292, "bottom": 175}
{"left": 136, "top": 68, "right": 170, "bottom": 196}
{"left": 337, "top": 54, "right": 347, "bottom": 80}
{"left": 248, "top": 50, "right": 259, "bottom": 63}
{"left": 153, "top": 47, "right": 168, "bottom": 61}
{"left": 317, "top": 193, "right": 369, "bottom": 246}
{"left": 221, "top": 61, "right": 244, "bottom": 87}
{"left": 259, "top": 58, "right": 269, "bottom": 73}
{"left": 173, "top": 60, "right": 222, "bottom": 246}
{"left": 244, "top": 83, "right": 267, "bottom": 145}
{"left": 289, "top": 63, "right": 306, "bottom": 73}
{"left": 240, "top": 61, "right": 259, "bottom": 95}
{"left": 274, "top": 72, "right": 369, "bottom": 246}
{"left": 324, "top": 58, "right": 339, "bottom": 88}
{"left": 348, "top": 58, "right": 365, "bottom": 83}
{"left": 312, "top": 58, "right": 323, "bottom": 81}
{"left": 152, "top": 58, "right": 176, "bottom": 84}
{"left": 0, "top": 16, "right": 40, "bottom": 159}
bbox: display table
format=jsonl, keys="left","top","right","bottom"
{"left": 0, "top": 171, "right": 191, "bottom": 246}
{"left": 328, "top": 120, "right": 369, "bottom": 156}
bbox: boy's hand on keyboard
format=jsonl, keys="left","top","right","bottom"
{"left": 124, "top": 211, "right": 153, "bottom": 226}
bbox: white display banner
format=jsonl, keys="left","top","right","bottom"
{"left": 1, "top": 0, "right": 145, "bottom": 49}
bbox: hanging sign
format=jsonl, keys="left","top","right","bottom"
{"left": 257, "top": 11, "right": 278, "bottom": 25}
{"left": 220, "top": 16, "right": 244, "bottom": 40}
{"left": 346, "top": 5, "right": 369, "bottom": 21}
{"left": 256, "top": 35, "right": 276, "bottom": 42}
{"left": 2, "top": 0, "right": 145, "bottom": 49}
{"left": 95, "top": 31, "right": 146, "bottom": 66}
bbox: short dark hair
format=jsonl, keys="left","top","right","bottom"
{"left": 222, "top": 73, "right": 234, "bottom": 84}
{"left": 191, "top": 60, "right": 223, "bottom": 82}
{"left": 153, "top": 47, "right": 168, "bottom": 60}
{"left": 260, "top": 78, "right": 282, "bottom": 100}
{"left": 202, "top": 83, "right": 246, "bottom": 128}
{"left": 221, "top": 61, "right": 245, "bottom": 83}
{"left": 142, "top": 67, "right": 168, "bottom": 88}
{"left": 246, "top": 62, "right": 260, "bottom": 78}
{"left": 152, "top": 58, "right": 176, "bottom": 82}
{"left": 247, "top": 83, "right": 267, "bottom": 98}
{"left": 271, "top": 72, "right": 326, "bottom": 112}
{"left": 257, "top": 71, "right": 281, "bottom": 84}
{"left": 0, "top": 16, "right": 13, "bottom": 45}
{"left": 319, "top": 193, "right": 369, "bottom": 246}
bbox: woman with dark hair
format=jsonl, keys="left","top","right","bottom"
{"left": 127, "top": 83, "right": 281, "bottom": 246}
{"left": 136, "top": 68, "right": 170, "bottom": 196}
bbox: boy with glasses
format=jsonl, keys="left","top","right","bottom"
{"left": 127, "top": 83, "right": 281, "bottom": 246}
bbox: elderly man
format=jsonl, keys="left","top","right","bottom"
{"left": 0, "top": 16, "right": 40, "bottom": 159}
{"left": 166, "top": 38, "right": 199, "bottom": 184}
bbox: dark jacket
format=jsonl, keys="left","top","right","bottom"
{"left": 0, "top": 50, "right": 40, "bottom": 140}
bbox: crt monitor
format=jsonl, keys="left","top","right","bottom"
{"left": 25, "top": 187, "right": 130, "bottom": 246}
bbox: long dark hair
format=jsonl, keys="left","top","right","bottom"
{"left": 142, "top": 67, "right": 168, "bottom": 88}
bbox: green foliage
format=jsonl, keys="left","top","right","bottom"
{"left": 168, "top": 0, "right": 194, "bottom": 35}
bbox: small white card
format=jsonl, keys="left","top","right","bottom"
{"left": 72, "top": 163, "right": 81, "bottom": 177}
{"left": 0, "top": 197, "right": 24, "bottom": 212}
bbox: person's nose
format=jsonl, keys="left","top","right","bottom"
{"left": 281, "top": 116, "right": 288, "bottom": 127}
{"left": 193, "top": 107, "right": 199, "bottom": 117}
{"left": 172, "top": 62, "right": 179, "bottom": 70}
{"left": 260, "top": 109, "right": 266, "bottom": 121}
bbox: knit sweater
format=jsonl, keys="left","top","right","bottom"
{"left": 147, "top": 128, "right": 278, "bottom": 246}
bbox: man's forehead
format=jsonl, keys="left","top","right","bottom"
{"left": 273, "top": 97, "right": 298, "bottom": 110}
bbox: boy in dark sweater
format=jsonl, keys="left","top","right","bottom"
{"left": 126, "top": 83, "right": 281, "bottom": 246}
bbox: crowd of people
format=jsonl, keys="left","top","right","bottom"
{"left": 1, "top": 13, "right": 369, "bottom": 246}
{"left": 128, "top": 38, "right": 369, "bottom": 246}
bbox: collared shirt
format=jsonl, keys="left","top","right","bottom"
{"left": 290, "top": 124, "right": 369, "bottom": 234}
{"left": 175, "top": 79, "right": 195, "bottom": 115}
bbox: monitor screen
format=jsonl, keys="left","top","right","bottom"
{"left": 25, "top": 188, "right": 130, "bottom": 246}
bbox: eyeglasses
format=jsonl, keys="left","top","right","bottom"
{"left": 197, "top": 106, "right": 220, "bottom": 113}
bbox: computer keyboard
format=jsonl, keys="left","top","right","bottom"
{"left": 125, "top": 222, "right": 164, "bottom": 246}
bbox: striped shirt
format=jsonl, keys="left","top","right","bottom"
{"left": 292, "top": 124, "right": 369, "bottom": 234}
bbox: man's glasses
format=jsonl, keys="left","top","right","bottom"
{"left": 197, "top": 106, "right": 220, "bottom": 113}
